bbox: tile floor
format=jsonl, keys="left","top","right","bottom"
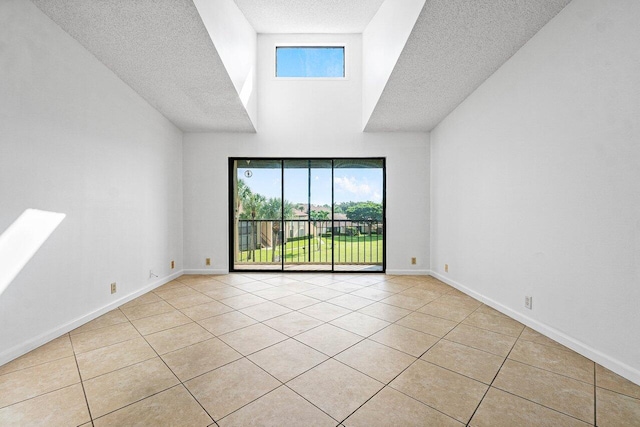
{"left": 1, "top": 274, "right": 639, "bottom": 426}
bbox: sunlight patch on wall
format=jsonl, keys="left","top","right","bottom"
{"left": 0, "top": 209, "right": 65, "bottom": 296}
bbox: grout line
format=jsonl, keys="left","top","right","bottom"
{"left": 471, "top": 320, "right": 597, "bottom": 425}
{"left": 69, "top": 315, "right": 133, "bottom": 338}
{"left": 237, "top": 278, "right": 472, "bottom": 424}
{"left": 502, "top": 357, "right": 595, "bottom": 386}
{"left": 465, "top": 324, "right": 525, "bottom": 424}
{"left": 594, "top": 363, "right": 597, "bottom": 426}
{"left": 515, "top": 335, "right": 580, "bottom": 353}
{"left": 126, "top": 318, "right": 217, "bottom": 425}
{"left": 488, "top": 387, "right": 595, "bottom": 425}
{"left": 69, "top": 319, "right": 131, "bottom": 338}
{"left": 372, "top": 294, "right": 490, "bottom": 425}
{"left": 7, "top": 273, "right": 609, "bottom": 426}
{"left": 201, "top": 278, "right": 600, "bottom": 422}
{"left": 0, "top": 371, "right": 84, "bottom": 412}
{"left": 89, "top": 384, "right": 183, "bottom": 422}
{"left": 0, "top": 353, "right": 74, "bottom": 378}
{"left": 70, "top": 333, "right": 94, "bottom": 424}
{"left": 339, "top": 381, "right": 460, "bottom": 426}
{"left": 211, "top": 358, "right": 289, "bottom": 422}
{"left": 283, "top": 383, "right": 343, "bottom": 424}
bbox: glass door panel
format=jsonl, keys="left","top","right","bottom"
{"left": 333, "top": 159, "right": 384, "bottom": 272}
{"left": 233, "top": 159, "right": 283, "bottom": 270}
{"left": 283, "top": 160, "right": 332, "bottom": 271}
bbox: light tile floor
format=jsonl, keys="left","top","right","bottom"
{"left": 1, "top": 274, "right": 639, "bottom": 426}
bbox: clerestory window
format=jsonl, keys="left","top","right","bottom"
{"left": 275, "top": 46, "right": 345, "bottom": 78}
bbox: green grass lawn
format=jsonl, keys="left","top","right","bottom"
{"left": 237, "top": 234, "right": 383, "bottom": 264}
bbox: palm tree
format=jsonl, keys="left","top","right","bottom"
{"left": 235, "top": 179, "right": 252, "bottom": 262}
{"left": 237, "top": 179, "right": 251, "bottom": 212}
{"left": 240, "top": 193, "right": 265, "bottom": 260}
{"left": 310, "top": 209, "right": 330, "bottom": 250}
{"left": 260, "top": 197, "right": 294, "bottom": 262}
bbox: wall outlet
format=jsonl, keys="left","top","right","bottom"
{"left": 525, "top": 296, "right": 533, "bottom": 310}
{"left": 171, "top": 260, "right": 175, "bottom": 269}
{"left": 444, "top": 264, "right": 449, "bottom": 273}
{"left": 206, "top": 258, "right": 211, "bottom": 266}
{"left": 110, "top": 282, "right": 117, "bottom": 294}
{"left": 411, "top": 257, "right": 416, "bottom": 265}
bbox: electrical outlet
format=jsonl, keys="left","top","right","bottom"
{"left": 525, "top": 296, "right": 533, "bottom": 310}
{"left": 445, "top": 264, "right": 449, "bottom": 273}
{"left": 171, "top": 260, "right": 175, "bottom": 269}
{"left": 411, "top": 257, "right": 416, "bottom": 265}
{"left": 110, "top": 282, "right": 117, "bottom": 294}
{"left": 206, "top": 258, "right": 211, "bottom": 266}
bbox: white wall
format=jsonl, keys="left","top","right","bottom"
{"left": 183, "top": 34, "right": 430, "bottom": 274}
{"left": 0, "top": 0, "right": 184, "bottom": 364}
{"left": 362, "top": 0, "right": 425, "bottom": 129}
{"left": 430, "top": 0, "right": 640, "bottom": 384}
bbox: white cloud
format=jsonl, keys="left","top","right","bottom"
{"left": 334, "top": 176, "right": 373, "bottom": 199}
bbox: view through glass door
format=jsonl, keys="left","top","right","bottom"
{"left": 230, "top": 158, "right": 385, "bottom": 272}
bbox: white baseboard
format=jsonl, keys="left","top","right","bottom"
{"left": 184, "top": 269, "right": 431, "bottom": 276}
{"left": 386, "top": 269, "right": 431, "bottom": 276}
{"left": 0, "top": 270, "right": 184, "bottom": 366}
{"left": 428, "top": 270, "right": 640, "bottom": 386}
{"left": 183, "top": 269, "right": 228, "bottom": 275}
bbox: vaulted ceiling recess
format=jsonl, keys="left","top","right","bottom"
{"left": 32, "top": 0, "right": 570, "bottom": 133}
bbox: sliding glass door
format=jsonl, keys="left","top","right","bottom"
{"left": 230, "top": 158, "right": 385, "bottom": 273}
{"left": 283, "top": 160, "right": 333, "bottom": 271}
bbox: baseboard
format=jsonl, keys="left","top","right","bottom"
{"left": 386, "top": 269, "right": 431, "bottom": 276}
{"left": 184, "top": 269, "right": 429, "bottom": 276}
{"left": 0, "top": 270, "right": 184, "bottom": 366}
{"left": 429, "top": 270, "right": 640, "bottom": 386}
{"left": 183, "top": 269, "right": 228, "bottom": 275}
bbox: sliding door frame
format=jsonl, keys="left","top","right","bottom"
{"left": 228, "top": 157, "right": 386, "bottom": 274}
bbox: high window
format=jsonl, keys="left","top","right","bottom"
{"left": 276, "top": 47, "right": 345, "bottom": 78}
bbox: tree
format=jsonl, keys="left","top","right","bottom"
{"left": 310, "top": 210, "right": 330, "bottom": 250}
{"left": 335, "top": 201, "right": 357, "bottom": 214}
{"left": 259, "top": 197, "right": 294, "bottom": 220}
{"left": 345, "top": 201, "right": 382, "bottom": 221}
{"left": 239, "top": 193, "right": 265, "bottom": 261}
{"left": 237, "top": 178, "right": 251, "bottom": 209}
{"left": 239, "top": 193, "right": 265, "bottom": 220}
{"left": 259, "top": 198, "right": 294, "bottom": 262}
{"left": 235, "top": 179, "right": 253, "bottom": 262}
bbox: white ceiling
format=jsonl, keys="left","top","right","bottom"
{"left": 233, "top": 0, "right": 386, "bottom": 33}
{"left": 30, "top": 0, "right": 572, "bottom": 134}
{"left": 365, "top": 0, "right": 572, "bottom": 131}
{"left": 31, "top": 0, "right": 255, "bottom": 132}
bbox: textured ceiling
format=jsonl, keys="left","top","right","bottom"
{"left": 30, "top": 0, "right": 573, "bottom": 134}
{"left": 233, "top": 0, "right": 385, "bottom": 33}
{"left": 31, "top": 0, "right": 255, "bottom": 132}
{"left": 365, "top": 0, "right": 572, "bottom": 132}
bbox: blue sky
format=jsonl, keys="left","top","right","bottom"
{"left": 276, "top": 47, "right": 344, "bottom": 78}
{"left": 238, "top": 167, "right": 382, "bottom": 206}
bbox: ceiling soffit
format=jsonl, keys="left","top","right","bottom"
{"left": 32, "top": 0, "right": 256, "bottom": 132}
{"left": 365, "top": 0, "right": 572, "bottom": 132}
